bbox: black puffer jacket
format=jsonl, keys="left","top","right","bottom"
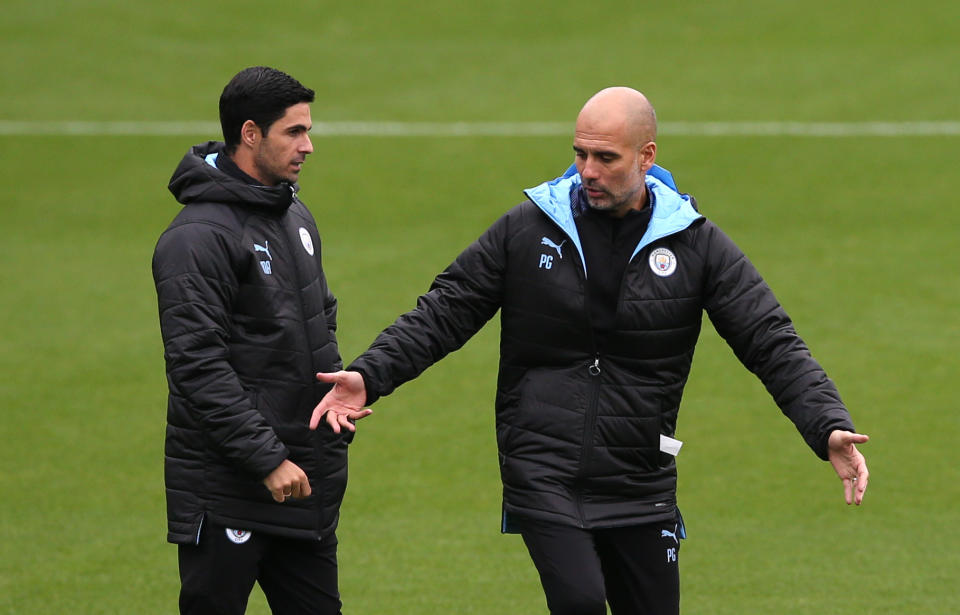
{"left": 153, "top": 142, "right": 346, "bottom": 544}
{"left": 350, "top": 169, "right": 854, "bottom": 530}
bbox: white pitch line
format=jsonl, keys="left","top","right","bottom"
{"left": 1, "top": 120, "right": 959, "bottom": 137}
{"left": 662, "top": 121, "right": 960, "bottom": 137}
{"left": 0, "top": 121, "right": 222, "bottom": 136}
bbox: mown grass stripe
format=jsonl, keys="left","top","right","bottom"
{"left": 1, "top": 120, "right": 959, "bottom": 137}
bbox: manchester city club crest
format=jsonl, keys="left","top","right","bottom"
{"left": 299, "top": 227, "right": 315, "bottom": 256}
{"left": 225, "top": 528, "right": 253, "bottom": 544}
{"left": 649, "top": 247, "right": 678, "bottom": 277}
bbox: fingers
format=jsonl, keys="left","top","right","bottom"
{"left": 853, "top": 467, "right": 869, "bottom": 505}
{"left": 264, "top": 461, "right": 311, "bottom": 502}
{"left": 842, "top": 477, "right": 855, "bottom": 505}
{"left": 309, "top": 404, "right": 326, "bottom": 430}
{"left": 336, "top": 413, "right": 354, "bottom": 433}
{"left": 276, "top": 478, "right": 310, "bottom": 501}
{"left": 332, "top": 408, "right": 374, "bottom": 433}
{"left": 840, "top": 458, "right": 869, "bottom": 506}
{"left": 269, "top": 482, "right": 291, "bottom": 503}
{"left": 287, "top": 474, "right": 312, "bottom": 499}
{"left": 325, "top": 408, "right": 342, "bottom": 434}
{"left": 314, "top": 406, "right": 373, "bottom": 433}
{"left": 842, "top": 475, "right": 868, "bottom": 506}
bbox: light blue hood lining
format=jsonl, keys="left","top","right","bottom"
{"left": 523, "top": 164, "right": 702, "bottom": 276}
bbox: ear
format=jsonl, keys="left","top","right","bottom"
{"left": 240, "top": 120, "right": 261, "bottom": 148}
{"left": 638, "top": 141, "right": 657, "bottom": 172}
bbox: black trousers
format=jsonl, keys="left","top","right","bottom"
{"left": 515, "top": 516, "right": 681, "bottom": 615}
{"left": 178, "top": 521, "right": 341, "bottom": 615}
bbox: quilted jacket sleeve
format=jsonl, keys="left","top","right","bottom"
{"left": 699, "top": 221, "right": 855, "bottom": 459}
{"left": 348, "top": 213, "right": 509, "bottom": 404}
{"left": 153, "top": 220, "right": 289, "bottom": 478}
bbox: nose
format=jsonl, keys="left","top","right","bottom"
{"left": 301, "top": 134, "right": 314, "bottom": 155}
{"left": 580, "top": 156, "right": 600, "bottom": 180}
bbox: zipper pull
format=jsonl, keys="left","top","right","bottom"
{"left": 588, "top": 356, "right": 601, "bottom": 377}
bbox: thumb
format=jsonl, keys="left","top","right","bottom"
{"left": 830, "top": 430, "right": 869, "bottom": 448}
{"left": 315, "top": 371, "right": 343, "bottom": 383}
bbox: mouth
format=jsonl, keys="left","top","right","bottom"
{"left": 585, "top": 187, "right": 606, "bottom": 199}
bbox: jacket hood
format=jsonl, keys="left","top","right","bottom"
{"left": 167, "top": 141, "right": 296, "bottom": 213}
{"left": 524, "top": 164, "right": 702, "bottom": 274}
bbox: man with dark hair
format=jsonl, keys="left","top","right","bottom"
{"left": 310, "top": 87, "right": 870, "bottom": 614}
{"left": 218, "top": 66, "right": 317, "bottom": 157}
{"left": 153, "top": 66, "right": 365, "bottom": 614}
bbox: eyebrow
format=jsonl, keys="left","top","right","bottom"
{"left": 573, "top": 145, "right": 619, "bottom": 157}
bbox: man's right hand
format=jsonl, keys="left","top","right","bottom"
{"left": 263, "top": 459, "right": 312, "bottom": 503}
{"left": 309, "top": 371, "right": 372, "bottom": 433}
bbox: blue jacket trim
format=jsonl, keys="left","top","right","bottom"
{"left": 524, "top": 165, "right": 701, "bottom": 276}
{"left": 556, "top": 163, "right": 679, "bottom": 191}
{"left": 204, "top": 152, "right": 219, "bottom": 168}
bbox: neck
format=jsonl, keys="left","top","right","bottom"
{"left": 228, "top": 148, "right": 272, "bottom": 186}
{"left": 609, "top": 183, "right": 648, "bottom": 218}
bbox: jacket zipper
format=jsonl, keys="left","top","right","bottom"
{"left": 568, "top": 241, "right": 603, "bottom": 528}
{"left": 575, "top": 353, "right": 602, "bottom": 528}
{"left": 571, "top": 226, "right": 640, "bottom": 528}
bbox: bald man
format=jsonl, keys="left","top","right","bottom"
{"left": 310, "top": 88, "right": 869, "bottom": 614}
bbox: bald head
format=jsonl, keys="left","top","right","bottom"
{"left": 572, "top": 87, "right": 658, "bottom": 216}
{"left": 577, "top": 87, "right": 657, "bottom": 147}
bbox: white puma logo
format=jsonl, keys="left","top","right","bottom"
{"left": 254, "top": 241, "right": 272, "bottom": 261}
{"left": 661, "top": 528, "right": 679, "bottom": 544}
{"left": 540, "top": 237, "right": 566, "bottom": 259}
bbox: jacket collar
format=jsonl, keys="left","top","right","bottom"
{"left": 524, "top": 164, "right": 702, "bottom": 275}
{"left": 167, "top": 141, "right": 297, "bottom": 213}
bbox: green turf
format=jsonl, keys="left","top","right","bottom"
{"left": 1, "top": 1, "right": 958, "bottom": 613}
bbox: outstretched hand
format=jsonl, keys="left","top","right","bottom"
{"left": 309, "top": 371, "right": 372, "bottom": 433}
{"left": 827, "top": 430, "right": 870, "bottom": 505}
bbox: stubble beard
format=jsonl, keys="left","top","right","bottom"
{"left": 585, "top": 182, "right": 645, "bottom": 215}
{"left": 584, "top": 187, "right": 629, "bottom": 213}
{"left": 254, "top": 146, "right": 301, "bottom": 186}
{"left": 585, "top": 192, "right": 616, "bottom": 212}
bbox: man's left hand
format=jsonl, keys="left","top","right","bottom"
{"left": 828, "top": 430, "right": 870, "bottom": 505}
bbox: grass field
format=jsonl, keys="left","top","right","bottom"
{"left": 1, "top": 1, "right": 958, "bottom": 613}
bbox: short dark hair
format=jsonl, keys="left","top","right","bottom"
{"left": 219, "top": 66, "right": 315, "bottom": 153}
